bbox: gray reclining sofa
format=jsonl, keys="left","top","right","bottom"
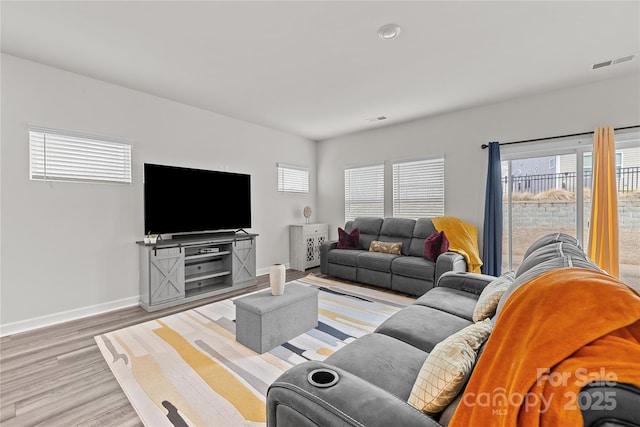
{"left": 320, "top": 217, "right": 468, "bottom": 296}
{"left": 267, "top": 233, "right": 640, "bottom": 427}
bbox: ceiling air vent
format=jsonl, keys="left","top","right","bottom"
{"left": 592, "top": 60, "right": 613, "bottom": 70}
{"left": 613, "top": 55, "right": 636, "bottom": 65}
{"left": 592, "top": 54, "right": 637, "bottom": 70}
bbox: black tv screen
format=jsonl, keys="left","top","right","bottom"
{"left": 144, "top": 163, "right": 251, "bottom": 235}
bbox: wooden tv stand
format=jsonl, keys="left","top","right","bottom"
{"left": 137, "top": 232, "right": 258, "bottom": 312}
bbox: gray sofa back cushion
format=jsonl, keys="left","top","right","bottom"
{"left": 348, "top": 217, "right": 384, "bottom": 250}
{"left": 523, "top": 232, "right": 580, "bottom": 259}
{"left": 378, "top": 218, "right": 416, "bottom": 255}
{"left": 516, "top": 242, "right": 587, "bottom": 277}
{"left": 407, "top": 218, "right": 436, "bottom": 257}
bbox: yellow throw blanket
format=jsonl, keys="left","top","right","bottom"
{"left": 432, "top": 216, "right": 483, "bottom": 273}
{"left": 450, "top": 267, "right": 640, "bottom": 427}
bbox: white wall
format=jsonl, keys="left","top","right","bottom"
{"left": 2, "top": 55, "right": 638, "bottom": 334}
{"left": 317, "top": 73, "right": 640, "bottom": 246}
{"left": 0, "top": 54, "right": 316, "bottom": 333}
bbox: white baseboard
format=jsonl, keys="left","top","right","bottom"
{"left": 0, "top": 296, "right": 139, "bottom": 337}
{"left": 256, "top": 263, "right": 291, "bottom": 277}
{"left": 1, "top": 264, "right": 293, "bottom": 337}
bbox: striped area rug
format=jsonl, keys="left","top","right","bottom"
{"left": 95, "top": 274, "right": 413, "bottom": 427}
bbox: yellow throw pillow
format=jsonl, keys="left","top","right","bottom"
{"left": 472, "top": 272, "right": 515, "bottom": 322}
{"left": 369, "top": 240, "right": 402, "bottom": 255}
{"left": 408, "top": 319, "right": 493, "bottom": 416}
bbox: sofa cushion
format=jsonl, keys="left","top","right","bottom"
{"left": 327, "top": 248, "right": 364, "bottom": 267}
{"left": 408, "top": 319, "right": 493, "bottom": 416}
{"left": 350, "top": 217, "right": 384, "bottom": 251}
{"left": 523, "top": 232, "right": 580, "bottom": 259}
{"left": 472, "top": 271, "right": 516, "bottom": 322}
{"left": 325, "top": 332, "right": 428, "bottom": 401}
{"left": 392, "top": 275, "right": 436, "bottom": 296}
{"left": 414, "top": 287, "right": 479, "bottom": 321}
{"left": 379, "top": 217, "right": 415, "bottom": 237}
{"left": 369, "top": 240, "right": 403, "bottom": 254}
{"left": 357, "top": 268, "right": 392, "bottom": 289}
{"left": 517, "top": 242, "right": 587, "bottom": 277}
{"left": 391, "top": 256, "right": 435, "bottom": 280}
{"left": 337, "top": 227, "right": 360, "bottom": 249}
{"left": 356, "top": 251, "right": 399, "bottom": 272}
{"left": 379, "top": 217, "right": 415, "bottom": 255}
{"left": 375, "top": 305, "right": 472, "bottom": 353}
{"left": 407, "top": 218, "right": 437, "bottom": 257}
{"left": 424, "top": 230, "right": 449, "bottom": 261}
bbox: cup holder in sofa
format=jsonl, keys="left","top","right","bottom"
{"left": 308, "top": 368, "right": 339, "bottom": 388}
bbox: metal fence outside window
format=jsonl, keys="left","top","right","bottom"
{"left": 502, "top": 166, "right": 640, "bottom": 194}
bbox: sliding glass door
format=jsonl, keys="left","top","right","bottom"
{"left": 501, "top": 153, "right": 579, "bottom": 273}
{"left": 501, "top": 131, "right": 639, "bottom": 290}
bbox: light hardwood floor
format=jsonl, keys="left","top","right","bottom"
{"left": 0, "top": 268, "right": 318, "bottom": 427}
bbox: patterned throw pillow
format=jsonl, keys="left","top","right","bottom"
{"left": 337, "top": 227, "right": 360, "bottom": 249}
{"left": 472, "top": 271, "right": 516, "bottom": 322}
{"left": 408, "top": 319, "right": 493, "bottom": 416}
{"left": 369, "top": 240, "right": 402, "bottom": 255}
{"left": 424, "top": 230, "right": 450, "bottom": 261}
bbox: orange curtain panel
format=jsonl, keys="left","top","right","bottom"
{"left": 587, "top": 126, "right": 619, "bottom": 277}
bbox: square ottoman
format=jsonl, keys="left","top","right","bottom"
{"left": 234, "top": 283, "right": 319, "bottom": 353}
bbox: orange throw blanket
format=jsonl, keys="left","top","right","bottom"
{"left": 450, "top": 267, "right": 640, "bottom": 427}
{"left": 432, "top": 216, "right": 483, "bottom": 273}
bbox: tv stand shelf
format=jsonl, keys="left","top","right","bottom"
{"left": 185, "top": 251, "right": 231, "bottom": 261}
{"left": 185, "top": 270, "right": 231, "bottom": 283}
{"left": 137, "top": 232, "right": 258, "bottom": 312}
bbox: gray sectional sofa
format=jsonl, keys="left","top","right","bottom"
{"left": 320, "top": 217, "right": 467, "bottom": 296}
{"left": 267, "top": 233, "right": 640, "bottom": 427}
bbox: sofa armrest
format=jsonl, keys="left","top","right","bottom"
{"left": 267, "top": 360, "right": 442, "bottom": 427}
{"left": 434, "top": 252, "right": 467, "bottom": 284}
{"left": 436, "top": 271, "right": 497, "bottom": 295}
{"left": 320, "top": 241, "right": 338, "bottom": 274}
{"left": 580, "top": 382, "right": 640, "bottom": 427}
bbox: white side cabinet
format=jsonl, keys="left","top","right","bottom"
{"left": 289, "top": 223, "right": 328, "bottom": 271}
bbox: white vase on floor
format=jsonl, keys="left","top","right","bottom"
{"left": 270, "top": 264, "right": 286, "bottom": 296}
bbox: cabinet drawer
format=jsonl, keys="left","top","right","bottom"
{"left": 304, "top": 224, "right": 328, "bottom": 236}
{"left": 185, "top": 258, "right": 224, "bottom": 277}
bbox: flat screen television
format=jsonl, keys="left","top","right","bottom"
{"left": 144, "top": 163, "right": 251, "bottom": 235}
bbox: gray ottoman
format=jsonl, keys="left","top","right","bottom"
{"left": 234, "top": 283, "right": 319, "bottom": 353}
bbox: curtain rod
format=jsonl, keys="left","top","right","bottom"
{"left": 480, "top": 125, "right": 640, "bottom": 149}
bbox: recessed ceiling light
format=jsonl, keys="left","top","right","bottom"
{"left": 377, "top": 24, "right": 401, "bottom": 40}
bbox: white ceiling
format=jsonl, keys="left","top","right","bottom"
{"left": 2, "top": 1, "right": 639, "bottom": 141}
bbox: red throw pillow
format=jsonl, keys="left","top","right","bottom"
{"left": 424, "top": 230, "right": 449, "bottom": 261}
{"left": 337, "top": 227, "right": 360, "bottom": 249}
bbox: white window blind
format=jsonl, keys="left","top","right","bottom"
{"left": 393, "top": 157, "right": 444, "bottom": 218}
{"left": 277, "top": 163, "right": 309, "bottom": 193}
{"left": 344, "top": 164, "right": 384, "bottom": 221}
{"left": 29, "top": 127, "right": 132, "bottom": 184}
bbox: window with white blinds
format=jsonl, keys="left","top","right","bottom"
{"left": 344, "top": 164, "right": 384, "bottom": 221}
{"left": 393, "top": 157, "right": 444, "bottom": 218}
{"left": 277, "top": 163, "right": 309, "bottom": 193}
{"left": 29, "top": 127, "right": 132, "bottom": 184}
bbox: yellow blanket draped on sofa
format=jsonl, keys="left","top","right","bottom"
{"left": 450, "top": 267, "right": 640, "bottom": 427}
{"left": 432, "top": 216, "right": 483, "bottom": 273}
